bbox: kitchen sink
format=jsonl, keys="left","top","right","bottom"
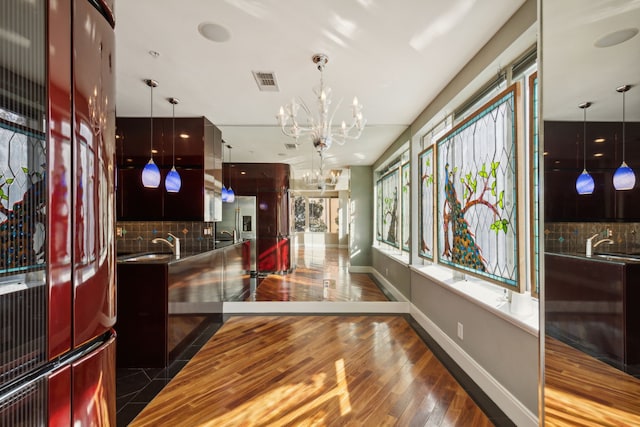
{"left": 119, "top": 253, "right": 173, "bottom": 262}
{"left": 596, "top": 253, "right": 640, "bottom": 263}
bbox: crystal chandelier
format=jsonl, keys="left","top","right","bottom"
{"left": 276, "top": 54, "right": 366, "bottom": 153}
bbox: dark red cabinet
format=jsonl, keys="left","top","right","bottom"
{"left": 116, "top": 116, "right": 222, "bottom": 221}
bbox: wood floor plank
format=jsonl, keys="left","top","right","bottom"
{"left": 130, "top": 316, "right": 493, "bottom": 426}
{"left": 545, "top": 335, "right": 640, "bottom": 426}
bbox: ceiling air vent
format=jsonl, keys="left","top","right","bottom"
{"left": 284, "top": 143, "right": 298, "bottom": 150}
{"left": 252, "top": 71, "right": 279, "bottom": 91}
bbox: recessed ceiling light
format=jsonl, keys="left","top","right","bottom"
{"left": 240, "top": 171, "right": 246, "bottom": 175}
{"left": 180, "top": 133, "right": 189, "bottom": 139}
{"left": 594, "top": 138, "right": 606, "bottom": 143}
{"left": 198, "top": 22, "right": 230, "bottom": 43}
{"left": 543, "top": 151, "right": 549, "bottom": 156}
{"left": 593, "top": 153, "right": 604, "bottom": 157}
{"left": 594, "top": 28, "right": 639, "bottom": 48}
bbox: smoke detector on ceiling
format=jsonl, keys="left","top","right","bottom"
{"left": 252, "top": 71, "right": 279, "bottom": 91}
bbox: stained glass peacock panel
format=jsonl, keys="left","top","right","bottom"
{"left": 381, "top": 168, "right": 399, "bottom": 248}
{"left": 436, "top": 84, "right": 519, "bottom": 287}
{"left": 401, "top": 162, "right": 410, "bottom": 252}
{"left": 419, "top": 147, "right": 434, "bottom": 259}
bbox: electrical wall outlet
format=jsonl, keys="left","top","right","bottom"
{"left": 457, "top": 322, "right": 464, "bottom": 340}
{"left": 385, "top": 268, "right": 389, "bottom": 276}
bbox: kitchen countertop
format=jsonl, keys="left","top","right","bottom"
{"left": 546, "top": 251, "right": 640, "bottom": 264}
{"left": 117, "top": 240, "right": 247, "bottom": 264}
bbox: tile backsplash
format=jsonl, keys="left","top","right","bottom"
{"left": 116, "top": 221, "right": 215, "bottom": 255}
{"left": 544, "top": 222, "right": 640, "bottom": 254}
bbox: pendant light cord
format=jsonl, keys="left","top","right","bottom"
{"left": 583, "top": 105, "right": 586, "bottom": 170}
{"left": 172, "top": 102, "right": 176, "bottom": 165}
{"left": 622, "top": 89, "right": 626, "bottom": 163}
{"left": 150, "top": 82, "right": 154, "bottom": 159}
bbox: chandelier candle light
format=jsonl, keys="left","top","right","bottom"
{"left": 276, "top": 54, "right": 366, "bottom": 155}
{"left": 613, "top": 84, "right": 635, "bottom": 191}
{"left": 165, "top": 97, "right": 182, "bottom": 193}
{"left": 141, "top": 79, "right": 161, "bottom": 188}
{"left": 576, "top": 102, "right": 595, "bottom": 195}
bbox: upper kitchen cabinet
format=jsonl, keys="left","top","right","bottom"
{"left": 116, "top": 116, "right": 222, "bottom": 221}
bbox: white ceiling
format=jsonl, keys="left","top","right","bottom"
{"left": 542, "top": 0, "right": 640, "bottom": 122}
{"left": 114, "top": 0, "right": 526, "bottom": 177}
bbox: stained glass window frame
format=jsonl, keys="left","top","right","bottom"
{"left": 529, "top": 72, "right": 539, "bottom": 298}
{"left": 375, "top": 179, "right": 382, "bottom": 242}
{"left": 435, "top": 83, "right": 521, "bottom": 290}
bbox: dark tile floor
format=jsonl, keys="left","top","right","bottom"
{"left": 116, "top": 320, "right": 223, "bottom": 427}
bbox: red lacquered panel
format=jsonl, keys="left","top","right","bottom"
{"left": 71, "top": 335, "right": 116, "bottom": 426}
{"left": 48, "top": 365, "right": 71, "bottom": 427}
{"left": 279, "top": 237, "right": 290, "bottom": 272}
{"left": 48, "top": 0, "right": 73, "bottom": 360}
{"left": 72, "top": 0, "right": 116, "bottom": 346}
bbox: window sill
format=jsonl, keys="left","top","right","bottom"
{"left": 373, "top": 244, "right": 410, "bottom": 265}
{"left": 411, "top": 264, "right": 539, "bottom": 336}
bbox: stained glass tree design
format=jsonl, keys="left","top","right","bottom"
{"left": 381, "top": 168, "right": 399, "bottom": 248}
{"left": 401, "top": 162, "right": 410, "bottom": 252}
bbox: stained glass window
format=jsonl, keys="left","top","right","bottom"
{"left": 436, "top": 84, "right": 519, "bottom": 288}
{"left": 401, "top": 162, "right": 410, "bottom": 252}
{"left": 380, "top": 168, "right": 400, "bottom": 248}
{"left": 418, "top": 147, "right": 434, "bottom": 259}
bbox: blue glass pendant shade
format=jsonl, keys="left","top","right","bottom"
{"left": 575, "top": 169, "right": 595, "bottom": 195}
{"left": 226, "top": 186, "right": 235, "bottom": 203}
{"left": 613, "top": 162, "right": 636, "bottom": 190}
{"left": 222, "top": 185, "right": 228, "bottom": 202}
{"left": 142, "top": 158, "right": 161, "bottom": 188}
{"left": 165, "top": 166, "right": 182, "bottom": 192}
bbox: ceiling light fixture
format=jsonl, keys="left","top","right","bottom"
{"left": 141, "top": 79, "right": 161, "bottom": 188}
{"left": 276, "top": 53, "right": 366, "bottom": 157}
{"left": 613, "top": 84, "right": 635, "bottom": 191}
{"left": 576, "top": 102, "right": 595, "bottom": 195}
{"left": 225, "top": 144, "right": 235, "bottom": 203}
{"left": 165, "top": 97, "right": 182, "bottom": 193}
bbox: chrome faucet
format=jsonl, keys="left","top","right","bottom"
{"left": 152, "top": 233, "right": 181, "bottom": 259}
{"left": 585, "top": 230, "right": 613, "bottom": 257}
{"left": 220, "top": 229, "right": 238, "bottom": 243}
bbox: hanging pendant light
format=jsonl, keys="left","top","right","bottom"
{"left": 142, "top": 79, "right": 161, "bottom": 188}
{"left": 576, "top": 102, "right": 595, "bottom": 195}
{"left": 165, "top": 97, "right": 182, "bottom": 193}
{"left": 226, "top": 144, "right": 235, "bottom": 203}
{"left": 613, "top": 84, "right": 636, "bottom": 191}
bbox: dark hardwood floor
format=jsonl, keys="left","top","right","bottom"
{"left": 250, "top": 247, "right": 389, "bottom": 302}
{"left": 130, "top": 316, "right": 498, "bottom": 426}
{"left": 544, "top": 336, "right": 640, "bottom": 426}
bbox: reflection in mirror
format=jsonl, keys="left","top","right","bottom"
{"left": 542, "top": 1, "right": 640, "bottom": 424}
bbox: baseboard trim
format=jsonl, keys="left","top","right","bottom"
{"left": 410, "top": 304, "right": 538, "bottom": 427}
{"left": 370, "top": 269, "right": 409, "bottom": 302}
